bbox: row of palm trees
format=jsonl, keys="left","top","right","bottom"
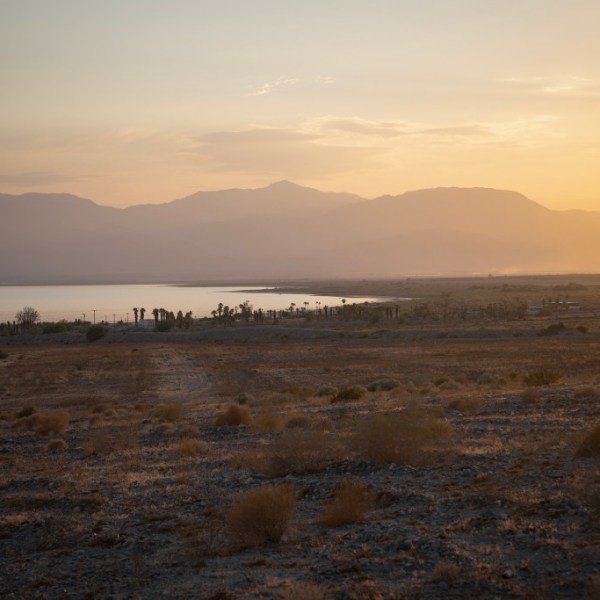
{"left": 132, "top": 307, "right": 193, "bottom": 329}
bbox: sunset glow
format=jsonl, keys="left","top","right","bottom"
{"left": 1, "top": 1, "right": 599, "bottom": 209}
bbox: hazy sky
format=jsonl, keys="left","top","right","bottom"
{"left": 1, "top": 1, "right": 599, "bottom": 209}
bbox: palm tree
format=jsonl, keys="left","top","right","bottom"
{"left": 152, "top": 308, "right": 159, "bottom": 326}
{"left": 133, "top": 307, "right": 139, "bottom": 326}
{"left": 140, "top": 307, "right": 146, "bottom": 321}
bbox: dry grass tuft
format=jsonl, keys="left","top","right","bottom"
{"left": 430, "top": 560, "right": 460, "bottom": 583}
{"left": 575, "top": 422, "right": 600, "bottom": 457}
{"left": 234, "top": 392, "right": 255, "bottom": 405}
{"left": 522, "top": 387, "right": 543, "bottom": 404}
{"left": 228, "top": 483, "right": 296, "bottom": 546}
{"left": 447, "top": 397, "right": 481, "bottom": 413}
{"left": 523, "top": 366, "right": 562, "bottom": 387}
{"left": 180, "top": 425, "right": 200, "bottom": 438}
{"left": 366, "top": 378, "right": 399, "bottom": 392}
{"left": 83, "top": 427, "right": 137, "bottom": 456}
{"left": 251, "top": 411, "right": 285, "bottom": 433}
{"left": 16, "top": 405, "right": 35, "bottom": 418}
{"left": 315, "top": 385, "right": 337, "bottom": 397}
{"left": 176, "top": 437, "right": 205, "bottom": 458}
{"left": 256, "top": 430, "right": 340, "bottom": 476}
{"left": 152, "top": 403, "right": 184, "bottom": 422}
{"left": 318, "top": 478, "right": 375, "bottom": 527}
{"left": 331, "top": 385, "right": 367, "bottom": 403}
{"left": 351, "top": 404, "right": 453, "bottom": 466}
{"left": 34, "top": 412, "right": 69, "bottom": 436}
{"left": 285, "top": 415, "right": 312, "bottom": 429}
{"left": 214, "top": 403, "right": 252, "bottom": 427}
{"left": 46, "top": 438, "right": 67, "bottom": 452}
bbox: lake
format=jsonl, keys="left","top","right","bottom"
{"left": 0, "top": 284, "right": 389, "bottom": 323}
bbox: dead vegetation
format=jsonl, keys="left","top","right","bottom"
{"left": 318, "top": 478, "right": 374, "bottom": 527}
{"left": 1, "top": 316, "right": 599, "bottom": 598}
{"left": 227, "top": 483, "right": 296, "bottom": 546}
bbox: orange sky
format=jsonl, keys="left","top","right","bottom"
{"left": 1, "top": 1, "right": 599, "bottom": 209}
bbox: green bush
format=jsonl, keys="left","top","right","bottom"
{"left": 86, "top": 325, "right": 106, "bottom": 342}
{"left": 42, "top": 322, "right": 67, "bottom": 334}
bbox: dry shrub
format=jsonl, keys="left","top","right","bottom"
{"left": 351, "top": 404, "right": 452, "bottom": 466}
{"left": 285, "top": 415, "right": 312, "bottom": 429}
{"left": 153, "top": 403, "right": 183, "bottom": 422}
{"left": 281, "top": 386, "right": 313, "bottom": 399}
{"left": 214, "top": 403, "right": 252, "bottom": 427}
{"left": 154, "top": 422, "right": 176, "bottom": 436}
{"left": 263, "top": 391, "right": 295, "bottom": 406}
{"left": 46, "top": 438, "right": 67, "bottom": 452}
{"left": 176, "top": 437, "right": 205, "bottom": 458}
{"left": 228, "top": 483, "right": 296, "bottom": 546}
{"left": 574, "top": 386, "right": 599, "bottom": 399}
{"left": 180, "top": 425, "right": 200, "bottom": 438}
{"left": 331, "top": 385, "right": 367, "bottom": 404}
{"left": 430, "top": 560, "right": 460, "bottom": 583}
{"left": 34, "top": 412, "right": 69, "bottom": 436}
{"left": 256, "top": 430, "right": 339, "bottom": 476}
{"left": 234, "top": 392, "right": 255, "bottom": 405}
{"left": 252, "top": 411, "right": 285, "bottom": 433}
{"left": 523, "top": 366, "right": 562, "bottom": 387}
{"left": 576, "top": 422, "right": 600, "bottom": 457}
{"left": 447, "top": 397, "right": 481, "bottom": 413}
{"left": 366, "top": 379, "right": 399, "bottom": 392}
{"left": 315, "top": 385, "right": 337, "bottom": 398}
{"left": 83, "top": 427, "right": 137, "bottom": 456}
{"left": 278, "top": 582, "right": 325, "bottom": 600}
{"left": 17, "top": 405, "right": 35, "bottom": 418}
{"left": 521, "top": 387, "right": 543, "bottom": 404}
{"left": 318, "top": 478, "right": 374, "bottom": 527}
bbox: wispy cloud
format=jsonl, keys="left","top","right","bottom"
{"left": 195, "top": 126, "right": 383, "bottom": 178}
{"left": 316, "top": 75, "right": 334, "bottom": 85}
{"left": 422, "top": 125, "right": 493, "bottom": 137}
{"left": 248, "top": 77, "right": 299, "bottom": 97}
{"left": 316, "top": 116, "right": 557, "bottom": 147}
{"left": 322, "top": 119, "right": 412, "bottom": 138}
{"left": 501, "top": 76, "right": 600, "bottom": 99}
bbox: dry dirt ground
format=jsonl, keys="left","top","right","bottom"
{"left": 0, "top": 323, "right": 599, "bottom": 599}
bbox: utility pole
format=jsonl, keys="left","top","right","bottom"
{"left": 92, "top": 309, "right": 97, "bottom": 325}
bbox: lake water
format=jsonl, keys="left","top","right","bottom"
{"left": 0, "top": 284, "right": 388, "bottom": 323}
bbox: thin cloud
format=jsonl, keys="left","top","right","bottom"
{"left": 422, "top": 125, "right": 493, "bottom": 137}
{"left": 322, "top": 118, "right": 412, "bottom": 138}
{"left": 316, "top": 75, "right": 334, "bottom": 85}
{"left": 196, "top": 126, "right": 384, "bottom": 178}
{"left": 248, "top": 77, "right": 298, "bottom": 97}
{"left": 501, "top": 75, "right": 600, "bottom": 99}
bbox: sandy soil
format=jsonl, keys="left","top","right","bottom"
{"left": 0, "top": 321, "right": 599, "bottom": 599}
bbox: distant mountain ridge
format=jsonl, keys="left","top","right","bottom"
{"left": 1, "top": 182, "right": 599, "bottom": 283}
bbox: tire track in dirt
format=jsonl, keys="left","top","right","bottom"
{"left": 150, "top": 346, "right": 212, "bottom": 404}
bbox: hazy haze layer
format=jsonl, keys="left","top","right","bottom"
{"left": 2, "top": 182, "right": 600, "bottom": 284}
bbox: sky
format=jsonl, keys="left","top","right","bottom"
{"left": 1, "top": 0, "right": 600, "bottom": 209}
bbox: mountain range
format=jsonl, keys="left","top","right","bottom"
{"left": 1, "top": 181, "right": 599, "bottom": 284}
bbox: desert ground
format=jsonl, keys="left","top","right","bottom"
{"left": 1, "top": 277, "right": 599, "bottom": 599}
